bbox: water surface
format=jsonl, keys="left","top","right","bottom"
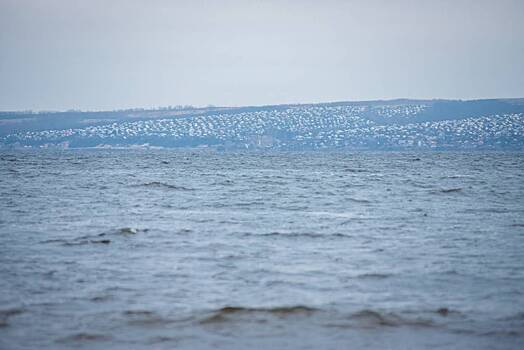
{"left": 1, "top": 150, "right": 523, "bottom": 349}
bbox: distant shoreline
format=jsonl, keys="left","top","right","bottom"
{"left": 2, "top": 99, "right": 523, "bottom": 151}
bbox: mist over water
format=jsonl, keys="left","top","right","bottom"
{"left": 1, "top": 150, "right": 524, "bottom": 349}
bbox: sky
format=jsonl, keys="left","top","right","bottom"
{"left": 0, "top": 0, "right": 523, "bottom": 111}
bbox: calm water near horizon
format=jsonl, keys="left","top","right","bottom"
{"left": 1, "top": 150, "right": 523, "bottom": 349}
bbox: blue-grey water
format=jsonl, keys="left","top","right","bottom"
{"left": 1, "top": 150, "right": 524, "bottom": 349}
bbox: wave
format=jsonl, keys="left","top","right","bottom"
{"left": 434, "top": 307, "right": 462, "bottom": 317}
{"left": 347, "top": 309, "right": 435, "bottom": 328}
{"left": 212, "top": 179, "right": 235, "bottom": 186}
{"left": 200, "top": 306, "right": 317, "bottom": 324}
{"left": 501, "top": 312, "right": 524, "bottom": 321}
{"left": 347, "top": 197, "right": 372, "bottom": 204}
{"left": 112, "top": 227, "right": 149, "bottom": 235}
{"left": 147, "top": 336, "right": 180, "bottom": 344}
{"left": 199, "top": 306, "right": 438, "bottom": 329}
{"left": 41, "top": 227, "right": 149, "bottom": 246}
{"left": 480, "top": 330, "right": 524, "bottom": 337}
{"left": 342, "top": 167, "right": 369, "bottom": 173}
{"left": 136, "top": 181, "right": 195, "bottom": 191}
{"left": 62, "top": 239, "right": 111, "bottom": 246}
{"left": 123, "top": 310, "right": 174, "bottom": 326}
{"left": 440, "top": 175, "right": 474, "bottom": 179}
{"left": 430, "top": 187, "right": 464, "bottom": 194}
{"left": 0, "top": 308, "right": 24, "bottom": 327}
{"left": 41, "top": 238, "right": 111, "bottom": 246}
{"left": 440, "top": 188, "right": 463, "bottom": 193}
{"left": 356, "top": 273, "right": 394, "bottom": 280}
{"left": 56, "top": 333, "right": 112, "bottom": 343}
{"left": 243, "top": 232, "right": 351, "bottom": 239}
{"left": 90, "top": 294, "right": 113, "bottom": 302}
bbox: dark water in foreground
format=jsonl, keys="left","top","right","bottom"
{"left": 1, "top": 150, "right": 524, "bottom": 349}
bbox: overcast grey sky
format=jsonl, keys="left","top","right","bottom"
{"left": 1, "top": 0, "right": 523, "bottom": 111}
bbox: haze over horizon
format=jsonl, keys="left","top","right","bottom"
{"left": 1, "top": 0, "right": 523, "bottom": 111}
